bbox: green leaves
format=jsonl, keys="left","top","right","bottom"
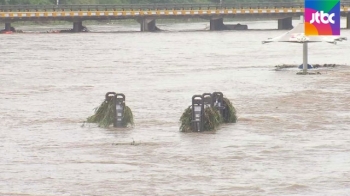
{"left": 180, "top": 97, "right": 237, "bottom": 132}
{"left": 179, "top": 106, "right": 193, "bottom": 132}
{"left": 222, "top": 97, "right": 237, "bottom": 123}
{"left": 179, "top": 106, "right": 223, "bottom": 132}
{"left": 87, "top": 100, "right": 134, "bottom": 128}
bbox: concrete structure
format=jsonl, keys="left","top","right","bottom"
{"left": 1, "top": 2, "right": 350, "bottom": 32}
{"left": 278, "top": 17, "right": 293, "bottom": 30}
{"left": 4, "top": 22, "right": 10, "bottom": 31}
{"left": 210, "top": 18, "right": 227, "bottom": 30}
{"left": 210, "top": 18, "right": 248, "bottom": 30}
{"left": 73, "top": 21, "right": 83, "bottom": 32}
{"left": 138, "top": 18, "right": 160, "bottom": 32}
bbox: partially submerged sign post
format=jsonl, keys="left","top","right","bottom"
{"left": 262, "top": 20, "right": 346, "bottom": 74}
{"left": 262, "top": 0, "right": 346, "bottom": 74}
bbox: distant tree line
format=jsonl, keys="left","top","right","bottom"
{"left": 0, "top": 0, "right": 302, "bottom": 5}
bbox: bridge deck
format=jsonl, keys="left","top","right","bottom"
{"left": 1, "top": 3, "right": 350, "bottom": 21}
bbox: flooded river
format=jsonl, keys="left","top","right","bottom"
{"left": 1, "top": 20, "right": 350, "bottom": 196}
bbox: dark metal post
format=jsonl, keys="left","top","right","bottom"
{"left": 191, "top": 95, "right": 204, "bottom": 132}
{"left": 113, "top": 93, "right": 125, "bottom": 128}
{"left": 212, "top": 92, "right": 225, "bottom": 116}
{"left": 105, "top": 92, "right": 116, "bottom": 102}
{"left": 202, "top": 93, "right": 213, "bottom": 108}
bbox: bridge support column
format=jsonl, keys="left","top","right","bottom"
{"left": 347, "top": 13, "right": 350, "bottom": 29}
{"left": 5, "top": 23, "right": 11, "bottom": 31}
{"left": 210, "top": 18, "right": 248, "bottom": 31}
{"left": 140, "top": 18, "right": 159, "bottom": 32}
{"left": 73, "top": 21, "right": 83, "bottom": 32}
{"left": 226, "top": 24, "right": 248, "bottom": 30}
{"left": 210, "top": 18, "right": 227, "bottom": 30}
{"left": 278, "top": 17, "right": 293, "bottom": 30}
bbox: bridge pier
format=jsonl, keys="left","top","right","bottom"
{"left": 5, "top": 23, "right": 12, "bottom": 31}
{"left": 73, "top": 21, "right": 83, "bottom": 32}
{"left": 347, "top": 13, "right": 350, "bottom": 29}
{"left": 210, "top": 18, "right": 227, "bottom": 30}
{"left": 210, "top": 18, "right": 248, "bottom": 31}
{"left": 140, "top": 18, "right": 159, "bottom": 32}
{"left": 226, "top": 24, "right": 248, "bottom": 30}
{"left": 278, "top": 17, "right": 293, "bottom": 30}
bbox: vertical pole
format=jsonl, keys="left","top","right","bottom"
{"left": 303, "top": 42, "right": 308, "bottom": 74}
{"left": 113, "top": 94, "right": 126, "bottom": 128}
{"left": 192, "top": 95, "right": 204, "bottom": 132}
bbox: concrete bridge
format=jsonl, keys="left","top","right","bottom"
{"left": 1, "top": 2, "right": 350, "bottom": 32}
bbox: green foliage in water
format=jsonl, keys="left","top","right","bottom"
{"left": 180, "top": 96, "right": 237, "bottom": 132}
{"left": 87, "top": 99, "right": 134, "bottom": 128}
{"left": 203, "top": 106, "right": 223, "bottom": 131}
{"left": 179, "top": 106, "right": 192, "bottom": 132}
{"left": 122, "top": 105, "right": 134, "bottom": 127}
{"left": 87, "top": 100, "right": 115, "bottom": 127}
{"left": 222, "top": 97, "right": 237, "bottom": 123}
{"left": 180, "top": 106, "right": 222, "bottom": 132}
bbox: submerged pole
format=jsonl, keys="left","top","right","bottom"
{"left": 303, "top": 42, "right": 308, "bottom": 74}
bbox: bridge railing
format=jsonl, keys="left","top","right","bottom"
{"left": 1, "top": 2, "right": 350, "bottom": 12}
{"left": 1, "top": 3, "right": 301, "bottom": 12}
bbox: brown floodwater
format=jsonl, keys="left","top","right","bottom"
{"left": 1, "top": 20, "right": 350, "bottom": 196}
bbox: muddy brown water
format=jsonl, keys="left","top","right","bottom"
{"left": 1, "top": 20, "right": 350, "bottom": 196}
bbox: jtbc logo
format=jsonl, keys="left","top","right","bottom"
{"left": 310, "top": 11, "right": 335, "bottom": 24}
